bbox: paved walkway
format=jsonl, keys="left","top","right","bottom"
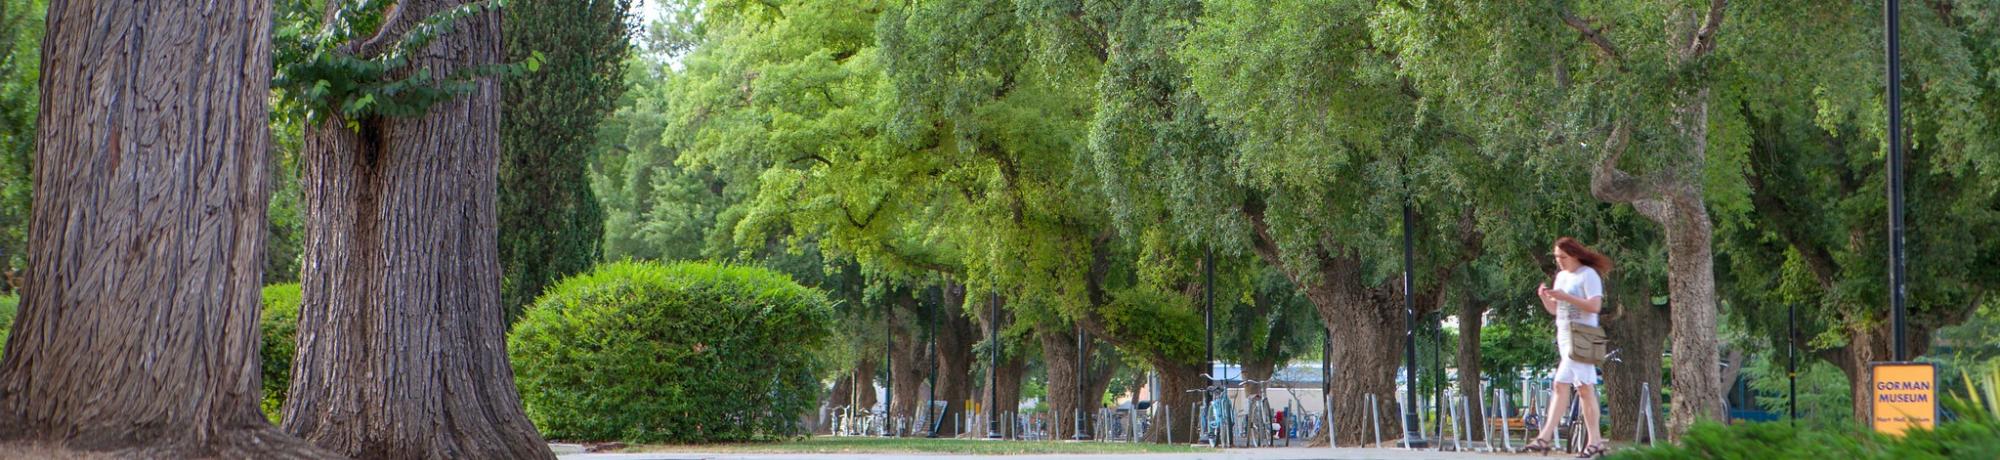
{"left": 555, "top": 446, "right": 1536, "bottom": 460}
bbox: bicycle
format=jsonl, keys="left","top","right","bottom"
{"left": 1268, "top": 379, "right": 1313, "bottom": 446}
{"left": 1240, "top": 378, "right": 1276, "bottom": 447}
{"left": 1560, "top": 349, "right": 1620, "bottom": 456}
{"left": 1186, "top": 375, "right": 1236, "bottom": 448}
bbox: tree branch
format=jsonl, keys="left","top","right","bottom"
{"left": 1559, "top": 9, "right": 1626, "bottom": 69}
{"left": 1687, "top": 0, "right": 1727, "bottom": 58}
{"left": 1587, "top": 121, "right": 1671, "bottom": 222}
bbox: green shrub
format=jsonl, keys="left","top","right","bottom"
{"left": 1608, "top": 415, "right": 2000, "bottom": 459}
{"left": 509, "top": 261, "right": 835, "bottom": 443}
{"left": 259, "top": 284, "right": 302, "bottom": 423}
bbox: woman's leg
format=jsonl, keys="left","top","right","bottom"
{"left": 1536, "top": 382, "right": 1573, "bottom": 441}
{"left": 1578, "top": 383, "right": 1603, "bottom": 446}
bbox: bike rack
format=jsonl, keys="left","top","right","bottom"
{"left": 1367, "top": 393, "right": 1382, "bottom": 448}
{"left": 1496, "top": 388, "right": 1513, "bottom": 451}
{"left": 1639, "top": 382, "right": 1657, "bottom": 446}
{"left": 1447, "top": 388, "right": 1464, "bottom": 451}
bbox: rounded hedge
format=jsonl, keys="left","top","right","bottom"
{"left": 509, "top": 261, "right": 835, "bottom": 443}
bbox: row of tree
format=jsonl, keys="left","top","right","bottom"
{"left": 0, "top": 0, "right": 630, "bottom": 458}
{"left": 595, "top": 0, "right": 1999, "bottom": 446}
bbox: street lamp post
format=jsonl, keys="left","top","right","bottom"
{"left": 1788, "top": 303, "right": 1798, "bottom": 424}
{"left": 987, "top": 291, "right": 1003, "bottom": 439}
{"left": 928, "top": 288, "right": 941, "bottom": 438}
{"left": 885, "top": 297, "right": 895, "bottom": 437}
{"left": 1400, "top": 201, "right": 1427, "bottom": 449}
{"left": 1203, "top": 246, "right": 1216, "bottom": 442}
{"left": 1886, "top": 0, "right": 1909, "bottom": 362}
{"left": 1074, "top": 324, "right": 1090, "bottom": 440}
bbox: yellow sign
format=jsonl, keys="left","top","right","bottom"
{"left": 1870, "top": 362, "right": 1937, "bottom": 436}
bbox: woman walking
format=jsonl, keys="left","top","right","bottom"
{"left": 1523, "top": 237, "right": 1610, "bottom": 457}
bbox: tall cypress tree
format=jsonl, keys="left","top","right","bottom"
{"left": 499, "top": 0, "right": 633, "bottom": 320}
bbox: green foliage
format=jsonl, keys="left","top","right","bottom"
{"left": 1606, "top": 417, "right": 2000, "bottom": 460}
{"left": 1739, "top": 349, "right": 1852, "bottom": 429}
{"left": 497, "top": 0, "right": 633, "bottom": 322}
{"left": 0, "top": 0, "right": 42, "bottom": 283}
{"left": 1100, "top": 287, "right": 1202, "bottom": 366}
{"left": 272, "top": 0, "right": 542, "bottom": 127}
{"left": 509, "top": 261, "right": 836, "bottom": 443}
{"left": 0, "top": 295, "right": 16, "bottom": 354}
{"left": 259, "top": 284, "right": 302, "bottom": 423}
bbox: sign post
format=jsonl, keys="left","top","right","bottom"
{"left": 1870, "top": 362, "right": 1937, "bottom": 436}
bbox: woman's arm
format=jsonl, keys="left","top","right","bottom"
{"left": 1551, "top": 291, "right": 1604, "bottom": 313}
{"left": 1537, "top": 284, "right": 1558, "bottom": 315}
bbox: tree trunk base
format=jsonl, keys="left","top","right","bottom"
{"left": 0, "top": 426, "right": 346, "bottom": 460}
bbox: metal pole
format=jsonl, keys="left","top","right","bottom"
{"left": 1204, "top": 246, "right": 1216, "bottom": 408}
{"left": 1370, "top": 393, "right": 1383, "bottom": 448}
{"left": 1401, "top": 201, "right": 1427, "bottom": 449}
{"left": 1431, "top": 313, "right": 1443, "bottom": 440}
{"left": 988, "top": 291, "right": 1003, "bottom": 439}
{"left": 885, "top": 297, "right": 895, "bottom": 437}
{"left": 927, "top": 289, "right": 941, "bottom": 437}
{"left": 1886, "top": 0, "right": 1908, "bottom": 361}
{"left": 1788, "top": 303, "right": 1798, "bottom": 424}
{"left": 1075, "top": 324, "right": 1090, "bottom": 440}
{"left": 1498, "top": 388, "right": 1512, "bottom": 451}
{"left": 1325, "top": 324, "right": 1335, "bottom": 448}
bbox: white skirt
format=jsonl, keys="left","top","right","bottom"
{"left": 1552, "top": 358, "right": 1598, "bottom": 385}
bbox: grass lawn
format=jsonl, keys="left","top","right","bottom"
{"left": 632, "top": 436, "right": 1210, "bottom": 454}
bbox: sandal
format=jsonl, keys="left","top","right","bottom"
{"left": 1522, "top": 437, "right": 1553, "bottom": 455}
{"left": 1575, "top": 442, "right": 1608, "bottom": 458}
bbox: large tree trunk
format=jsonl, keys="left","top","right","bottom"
{"left": 1829, "top": 320, "right": 1943, "bottom": 423}
{"left": 1576, "top": 3, "right": 1733, "bottom": 436}
{"left": 1041, "top": 325, "right": 1119, "bottom": 439}
{"left": 889, "top": 292, "right": 926, "bottom": 429}
{"left": 985, "top": 353, "right": 1026, "bottom": 437}
{"left": 0, "top": 2, "right": 334, "bottom": 457}
{"left": 1148, "top": 360, "right": 1207, "bottom": 443}
{"left": 932, "top": 282, "right": 977, "bottom": 437}
{"left": 1602, "top": 288, "right": 1670, "bottom": 442}
{"left": 1242, "top": 200, "right": 1475, "bottom": 447}
{"left": 1262, "top": 253, "right": 1410, "bottom": 447}
{"left": 971, "top": 296, "right": 1022, "bottom": 437}
{"left": 1661, "top": 192, "right": 1725, "bottom": 435}
{"left": 1589, "top": 123, "right": 1727, "bottom": 440}
{"left": 1454, "top": 294, "right": 1485, "bottom": 442}
{"left": 282, "top": 2, "right": 551, "bottom": 458}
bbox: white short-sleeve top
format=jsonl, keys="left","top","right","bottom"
{"left": 1554, "top": 266, "right": 1605, "bottom": 327}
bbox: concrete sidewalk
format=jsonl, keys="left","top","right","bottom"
{"left": 554, "top": 447, "right": 1535, "bottom": 460}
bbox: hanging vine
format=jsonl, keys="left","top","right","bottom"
{"left": 273, "top": 0, "right": 541, "bottom": 129}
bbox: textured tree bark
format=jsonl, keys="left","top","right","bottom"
{"left": 1830, "top": 321, "right": 1943, "bottom": 422}
{"left": 1040, "top": 325, "right": 1119, "bottom": 439}
{"left": 1602, "top": 290, "right": 1669, "bottom": 442}
{"left": 992, "top": 355, "right": 1026, "bottom": 436}
{"left": 281, "top": 1, "right": 551, "bottom": 458}
{"left": 0, "top": 2, "right": 336, "bottom": 457}
{"left": 1454, "top": 295, "right": 1484, "bottom": 441}
{"left": 889, "top": 291, "right": 926, "bottom": 427}
{"left": 1571, "top": 1, "right": 1733, "bottom": 438}
{"left": 1587, "top": 117, "right": 1727, "bottom": 440}
{"left": 1299, "top": 276, "right": 1409, "bottom": 447}
{"left": 1242, "top": 200, "right": 1473, "bottom": 447}
{"left": 932, "top": 283, "right": 977, "bottom": 437}
{"left": 1147, "top": 360, "right": 1206, "bottom": 443}
{"left": 1661, "top": 193, "right": 1725, "bottom": 436}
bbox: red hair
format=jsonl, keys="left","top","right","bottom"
{"left": 1555, "top": 237, "right": 1612, "bottom": 274}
